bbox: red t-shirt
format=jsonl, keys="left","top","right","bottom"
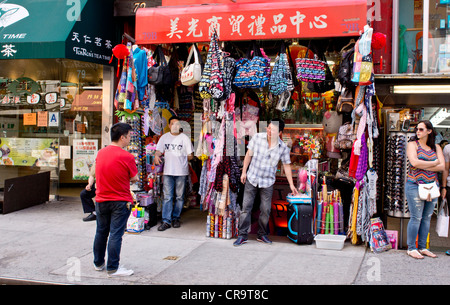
{"left": 95, "top": 145, "right": 138, "bottom": 203}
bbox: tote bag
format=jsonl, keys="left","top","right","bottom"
{"left": 295, "top": 41, "right": 326, "bottom": 83}
{"left": 181, "top": 44, "right": 202, "bottom": 86}
{"left": 234, "top": 42, "right": 270, "bottom": 89}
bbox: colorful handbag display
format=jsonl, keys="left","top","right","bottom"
{"left": 295, "top": 42, "right": 326, "bottom": 83}
{"left": 269, "top": 42, "right": 294, "bottom": 96}
{"left": 181, "top": 43, "right": 202, "bottom": 86}
{"left": 233, "top": 42, "right": 270, "bottom": 89}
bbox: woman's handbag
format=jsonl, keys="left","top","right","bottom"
{"left": 436, "top": 198, "right": 449, "bottom": 237}
{"left": 418, "top": 181, "right": 440, "bottom": 202}
{"left": 181, "top": 44, "right": 202, "bottom": 86}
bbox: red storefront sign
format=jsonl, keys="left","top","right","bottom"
{"left": 136, "top": 0, "right": 367, "bottom": 44}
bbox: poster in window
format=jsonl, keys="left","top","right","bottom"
{"left": 73, "top": 139, "right": 98, "bottom": 180}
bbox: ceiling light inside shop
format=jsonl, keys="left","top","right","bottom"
{"left": 430, "top": 108, "right": 450, "bottom": 126}
{"left": 392, "top": 85, "right": 450, "bottom": 94}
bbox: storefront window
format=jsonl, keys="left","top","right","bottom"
{"left": 427, "top": 0, "right": 450, "bottom": 73}
{"left": 398, "top": 0, "right": 450, "bottom": 73}
{"left": 0, "top": 59, "right": 103, "bottom": 199}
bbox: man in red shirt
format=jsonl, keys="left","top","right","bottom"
{"left": 93, "top": 123, "right": 138, "bottom": 277}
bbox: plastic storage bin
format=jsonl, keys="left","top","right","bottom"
{"left": 314, "top": 234, "right": 346, "bottom": 250}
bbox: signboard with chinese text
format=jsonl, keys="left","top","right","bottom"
{"left": 136, "top": 0, "right": 367, "bottom": 44}
{"left": 0, "top": 0, "right": 115, "bottom": 65}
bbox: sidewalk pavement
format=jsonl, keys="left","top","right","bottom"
{"left": 1, "top": 197, "right": 450, "bottom": 286}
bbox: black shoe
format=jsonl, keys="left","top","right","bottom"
{"left": 172, "top": 219, "right": 181, "bottom": 228}
{"left": 83, "top": 213, "right": 96, "bottom": 222}
{"left": 157, "top": 222, "right": 171, "bottom": 231}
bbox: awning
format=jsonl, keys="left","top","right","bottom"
{"left": 136, "top": 0, "right": 367, "bottom": 44}
{"left": 0, "top": 0, "right": 115, "bottom": 65}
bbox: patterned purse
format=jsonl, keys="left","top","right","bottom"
{"left": 296, "top": 42, "right": 326, "bottom": 83}
{"left": 269, "top": 42, "right": 294, "bottom": 96}
{"left": 234, "top": 42, "right": 270, "bottom": 89}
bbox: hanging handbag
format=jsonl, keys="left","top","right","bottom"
{"left": 418, "top": 181, "right": 440, "bottom": 202}
{"left": 269, "top": 42, "right": 294, "bottom": 96}
{"left": 208, "top": 30, "right": 225, "bottom": 100}
{"left": 234, "top": 42, "right": 270, "bottom": 89}
{"left": 336, "top": 87, "right": 354, "bottom": 113}
{"left": 295, "top": 41, "right": 326, "bottom": 83}
{"left": 181, "top": 44, "right": 203, "bottom": 86}
{"left": 334, "top": 122, "right": 355, "bottom": 150}
{"left": 436, "top": 198, "right": 449, "bottom": 237}
{"left": 148, "top": 46, "right": 172, "bottom": 86}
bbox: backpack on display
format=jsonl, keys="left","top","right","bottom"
{"left": 337, "top": 48, "right": 355, "bottom": 88}
{"left": 336, "top": 88, "right": 354, "bottom": 113}
{"left": 335, "top": 122, "right": 355, "bottom": 150}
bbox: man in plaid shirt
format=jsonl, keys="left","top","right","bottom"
{"left": 234, "top": 118, "right": 299, "bottom": 246}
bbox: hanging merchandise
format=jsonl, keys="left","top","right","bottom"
{"left": 110, "top": 43, "right": 130, "bottom": 77}
{"left": 198, "top": 31, "right": 224, "bottom": 99}
{"left": 351, "top": 25, "right": 374, "bottom": 86}
{"left": 269, "top": 44, "right": 294, "bottom": 95}
{"left": 181, "top": 44, "right": 203, "bottom": 86}
{"left": 124, "top": 46, "right": 139, "bottom": 113}
{"left": 233, "top": 41, "right": 270, "bottom": 89}
{"left": 295, "top": 41, "right": 326, "bottom": 83}
{"left": 336, "top": 88, "right": 354, "bottom": 113}
{"left": 148, "top": 45, "right": 173, "bottom": 86}
{"left": 337, "top": 47, "right": 355, "bottom": 89}
{"left": 208, "top": 30, "right": 225, "bottom": 100}
{"left": 217, "top": 54, "right": 236, "bottom": 102}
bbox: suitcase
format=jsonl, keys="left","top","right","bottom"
{"left": 287, "top": 203, "right": 314, "bottom": 244}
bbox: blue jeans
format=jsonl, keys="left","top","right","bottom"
{"left": 93, "top": 201, "right": 130, "bottom": 272}
{"left": 162, "top": 175, "right": 187, "bottom": 224}
{"left": 405, "top": 181, "right": 437, "bottom": 251}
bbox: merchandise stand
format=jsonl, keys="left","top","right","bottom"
{"left": 111, "top": 19, "right": 391, "bottom": 250}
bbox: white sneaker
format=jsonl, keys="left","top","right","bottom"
{"left": 107, "top": 266, "right": 134, "bottom": 277}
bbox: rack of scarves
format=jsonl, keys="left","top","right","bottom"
{"left": 343, "top": 25, "right": 383, "bottom": 245}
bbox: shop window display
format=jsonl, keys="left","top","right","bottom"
{"left": 0, "top": 58, "right": 104, "bottom": 198}
{"left": 398, "top": 0, "right": 450, "bottom": 73}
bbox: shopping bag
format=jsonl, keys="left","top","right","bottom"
{"left": 436, "top": 199, "right": 449, "bottom": 237}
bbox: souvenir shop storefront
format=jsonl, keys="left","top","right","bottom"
{"left": 120, "top": 0, "right": 394, "bottom": 250}
{"left": 0, "top": 0, "right": 116, "bottom": 208}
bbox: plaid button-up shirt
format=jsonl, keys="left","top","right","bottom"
{"left": 246, "top": 132, "right": 291, "bottom": 188}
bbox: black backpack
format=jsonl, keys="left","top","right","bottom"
{"left": 337, "top": 48, "right": 355, "bottom": 88}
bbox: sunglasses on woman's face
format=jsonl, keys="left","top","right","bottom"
{"left": 416, "top": 128, "right": 426, "bottom": 132}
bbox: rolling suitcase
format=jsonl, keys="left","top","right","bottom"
{"left": 287, "top": 202, "right": 314, "bottom": 245}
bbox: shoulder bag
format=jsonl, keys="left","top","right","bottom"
{"left": 418, "top": 182, "right": 440, "bottom": 202}
{"left": 181, "top": 44, "right": 203, "bottom": 86}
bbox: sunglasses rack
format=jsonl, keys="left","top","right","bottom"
{"left": 385, "top": 131, "right": 414, "bottom": 218}
{"left": 124, "top": 115, "right": 147, "bottom": 191}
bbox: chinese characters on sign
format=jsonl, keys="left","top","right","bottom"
{"left": 71, "top": 31, "right": 112, "bottom": 62}
{"left": 136, "top": 2, "right": 366, "bottom": 44}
